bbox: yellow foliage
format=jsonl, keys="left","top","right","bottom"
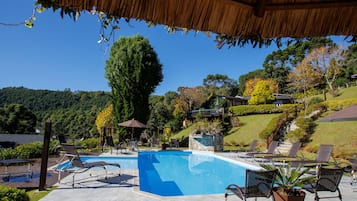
{"left": 95, "top": 104, "right": 114, "bottom": 133}
{"left": 244, "top": 78, "right": 278, "bottom": 96}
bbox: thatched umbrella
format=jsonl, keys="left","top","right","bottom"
{"left": 118, "top": 118, "right": 147, "bottom": 139}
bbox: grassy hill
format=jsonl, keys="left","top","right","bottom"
{"left": 224, "top": 114, "right": 280, "bottom": 148}
{"left": 172, "top": 86, "right": 357, "bottom": 157}
{"left": 312, "top": 85, "right": 357, "bottom": 100}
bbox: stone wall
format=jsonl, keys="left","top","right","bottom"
{"left": 189, "top": 131, "right": 223, "bottom": 152}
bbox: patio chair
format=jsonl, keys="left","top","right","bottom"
{"left": 57, "top": 144, "right": 121, "bottom": 187}
{"left": 347, "top": 157, "right": 357, "bottom": 185}
{"left": 239, "top": 141, "right": 279, "bottom": 161}
{"left": 225, "top": 169, "right": 277, "bottom": 201}
{"left": 170, "top": 139, "right": 179, "bottom": 148}
{"left": 290, "top": 144, "right": 333, "bottom": 167}
{"left": 263, "top": 142, "right": 301, "bottom": 165}
{"left": 303, "top": 166, "right": 344, "bottom": 201}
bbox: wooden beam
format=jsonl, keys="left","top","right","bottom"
{"left": 266, "top": 1, "right": 357, "bottom": 11}
{"left": 254, "top": 0, "right": 266, "bottom": 17}
{"left": 232, "top": 0, "right": 357, "bottom": 11}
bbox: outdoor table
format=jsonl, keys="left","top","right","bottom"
{"left": 0, "top": 159, "right": 33, "bottom": 182}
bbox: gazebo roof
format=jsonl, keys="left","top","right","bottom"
{"left": 37, "top": 0, "right": 357, "bottom": 40}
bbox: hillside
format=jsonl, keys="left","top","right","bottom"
{"left": 0, "top": 87, "right": 111, "bottom": 138}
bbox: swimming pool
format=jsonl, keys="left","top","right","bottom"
{"left": 56, "top": 152, "right": 259, "bottom": 196}
{"left": 138, "top": 151, "right": 259, "bottom": 196}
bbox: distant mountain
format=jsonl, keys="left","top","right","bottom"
{"left": 0, "top": 87, "right": 111, "bottom": 138}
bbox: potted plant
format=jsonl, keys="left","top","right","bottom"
{"left": 261, "top": 164, "right": 316, "bottom": 201}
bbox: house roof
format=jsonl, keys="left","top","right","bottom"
{"left": 37, "top": 0, "right": 357, "bottom": 41}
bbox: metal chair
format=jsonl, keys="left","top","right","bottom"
{"left": 225, "top": 169, "right": 277, "bottom": 201}
{"left": 303, "top": 166, "right": 344, "bottom": 200}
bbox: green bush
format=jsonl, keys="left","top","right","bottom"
{"left": 286, "top": 128, "right": 305, "bottom": 143}
{"left": 0, "top": 140, "right": 61, "bottom": 160}
{"left": 286, "top": 117, "right": 315, "bottom": 143}
{"left": 259, "top": 113, "right": 290, "bottom": 140}
{"left": 0, "top": 148, "right": 17, "bottom": 160}
{"left": 309, "top": 97, "right": 324, "bottom": 105}
{"left": 75, "top": 138, "right": 99, "bottom": 149}
{"left": 325, "top": 99, "right": 357, "bottom": 111}
{"left": 15, "top": 142, "right": 43, "bottom": 159}
{"left": 229, "top": 104, "right": 301, "bottom": 116}
{"left": 0, "top": 185, "right": 29, "bottom": 201}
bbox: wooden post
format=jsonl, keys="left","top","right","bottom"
{"left": 39, "top": 119, "right": 51, "bottom": 191}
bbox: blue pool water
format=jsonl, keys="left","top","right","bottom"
{"left": 56, "top": 156, "right": 137, "bottom": 170}
{"left": 138, "top": 151, "right": 259, "bottom": 196}
{"left": 56, "top": 152, "right": 259, "bottom": 196}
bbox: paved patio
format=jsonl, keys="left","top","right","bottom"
{"left": 40, "top": 151, "right": 357, "bottom": 201}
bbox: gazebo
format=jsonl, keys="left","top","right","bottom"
{"left": 37, "top": 0, "right": 357, "bottom": 44}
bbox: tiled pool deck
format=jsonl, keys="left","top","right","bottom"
{"left": 40, "top": 151, "right": 357, "bottom": 201}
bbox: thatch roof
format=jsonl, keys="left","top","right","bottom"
{"left": 38, "top": 0, "right": 357, "bottom": 40}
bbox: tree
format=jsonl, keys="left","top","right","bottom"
{"left": 339, "top": 44, "right": 357, "bottom": 84}
{"left": 287, "top": 58, "right": 321, "bottom": 115}
{"left": 248, "top": 80, "right": 274, "bottom": 105}
{"left": 95, "top": 104, "right": 113, "bottom": 133}
{"left": 203, "top": 74, "right": 238, "bottom": 96}
{"left": 263, "top": 37, "right": 333, "bottom": 92}
{"left": 243, "top": 78, "right": 278, "bottom": 96}
{"left": 307, "top": 46, "right": 345, "bottom": 95}
{"left": 173, "top": 86, "right": 207, "bottom": 120}
{"left": 105, "top": 35, "right": 163, "bottom": 139}
{"left": 238, "top": 69, "right": 266, "bottom": 95}
{"left": 0, "top": 104, "right": 37, "bottom": 134}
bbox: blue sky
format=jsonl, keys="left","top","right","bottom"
{"left": 1, "top": 1, "right": 286, "bottom": 95}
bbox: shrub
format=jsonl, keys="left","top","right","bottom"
{"left": 285, "top": 128, "right": 305, "bottom": 143}
{"left": 309, "top": 97, "right": 324, "bottom": 105}
{"left": 75, "top": 138, "right": 100, "bottom": 149}
{"left": 0, "top": 148, "right": 17, "bottom": 160}
{"left": 325, "top": 99, "right": 357, "bottom": 111}
{"left": 15, "top": 142, "right": 43, "bottom": 159}
{"left": 229, "top": 104, "right": 302, "bottom": 116}
{"left": 0, "top": 185, "right": 29, "bottom": 201}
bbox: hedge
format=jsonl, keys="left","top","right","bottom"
{"left": 324, "top": 98, "right": 357, "bottom": 111}
{"left": 229, "top": 104, "right": 302, "bottom": 116}
{"left": 0, "top": 185, "right": 29, "bottom": 201}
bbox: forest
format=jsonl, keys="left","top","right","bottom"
{"left": 0, "top": 87, "right": 110, "bottom": 138}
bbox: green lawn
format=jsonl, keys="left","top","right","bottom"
{"left": 224, "top": 114, "right": 280, "bottom": 149}
{"left": 312, "top": 85, "right": 357, "bottom": 100}
{"left": 306, "top": 120, "right": 357, "bottom": 158}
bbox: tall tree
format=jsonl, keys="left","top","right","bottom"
{"left": 287, "top": 59, "right": 321, "bottom": 115}
{"left": 263, "top": 37, "right": 334, "bottom": 93}
{"left": 243, "top": 78, "right": 278, "bottom": 96}
{"left": 174, "top": 86, "right": 207, "bottom": 117}
{"left": 238, "top": 69, "right": 265, "bottom": 95}
{"left": 203, "top": 74, "right": 238, "bottom": 96}
{"left": 0, "top": 104, "right": 37, "bottom": 134}
{"left": 248, "top": 80, "right": 274, "bottom": 105}
{"left": 340, "top": 44, "right": 357, "bottom": 83}
{"left": 105, "top": 35, "right": 163, "bottom": 139}
{"left": 307, "top": 46, "right": 345, "bottom": 95}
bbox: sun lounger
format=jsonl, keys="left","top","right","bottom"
{"left": 238, "top": 141, "right": 278, "bottom": 162}
{"left": 57, "top": 144, "right": 121, "bottom": 187}
{"left": 290, "top": 144, "right": 333, "bottom": 167}
{"left": 263, "top": 142, "right": 301, "bottom": 165}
